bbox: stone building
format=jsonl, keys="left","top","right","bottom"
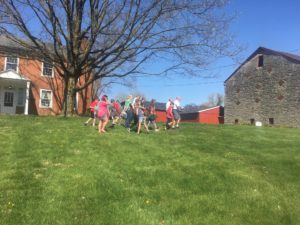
{"left": 224, "top": 47, "right": 300, "bottom": 127}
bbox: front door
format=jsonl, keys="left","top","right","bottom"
{"left": 1, "top": 90, "right": 15, "bottom": 114}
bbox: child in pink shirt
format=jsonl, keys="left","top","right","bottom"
{"left": 97, "top": 95, "right": 110, "bottom": 133}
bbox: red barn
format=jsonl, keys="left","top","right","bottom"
{"left": 143, "top": 101, "right": 224, "bottom": 125}
{"left": 143, "top": 101, "right": 166, "bottom": 122}
{"left": 180, "top": 106, "right": 224, "bottom": 124}
{"left": 154, "top": 109, "right": 167, "bottom": 123}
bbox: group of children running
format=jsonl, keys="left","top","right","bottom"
{"left": 84, "top": 95, "right": 182, "bottom": 134}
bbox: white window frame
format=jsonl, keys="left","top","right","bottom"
{"left": 4, "top": 56, "right": 19, "bottom": 73}
{"left": 39, "top": 89, "right": 53, "bottom": 108}
{"left": 41, "top": 61, "right": 54, "bottom": 77}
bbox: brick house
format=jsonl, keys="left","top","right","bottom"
{"left": 224, "top": 47, "right": 300, "bottom": 127}
{"left": 0, "top": 35, "right": 92, "bottom": 115}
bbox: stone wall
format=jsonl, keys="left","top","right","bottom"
{"left": 224, "top": 54, "right": 300, "bottom": 127}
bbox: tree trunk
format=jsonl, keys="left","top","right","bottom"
{"left": 63, "top": 77, "right": 76, "bottom": 117}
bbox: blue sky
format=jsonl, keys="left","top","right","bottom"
{"left": 107, "top": 0, "right": 300, "bottom": 105}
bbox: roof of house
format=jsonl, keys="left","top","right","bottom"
{"left": 0, "top": 34, "right": 60, "bottom": 58}
{"left": 224, "top": 47, "right": 300, "bottom": 83}
{"left": 0, "top": 35, "right": 31, "bottom": 53}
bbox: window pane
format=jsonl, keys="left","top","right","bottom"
{"left": 18, "top": 88, "right": 25, "bottom": 105}
{"left": 6, "top": 63, "right": 17, "bottom": 71}
{"left": 44, "top": 62, "right": 52, "bottom": 68}
{"left": 258, "top": 55, "right": 264, "bottom": 67}
{"left": 43, "top": 67, "right": 53, "bottom": 76}
{"left": 4, "top": 92, "right": 14, "bottom": 107}
{"left": 43, "top": 62, "right": 53, "bottom": 76}
{"left": 6, "top": 56, "right": 18, "bottom": 71}
{"left": 41, "top": 90, "right": 52, "bottom": 107}
{"left": 7, "top": 56, "right": 18, "bottom": 63}
{"left": 41, "top": 99, "right": 50, "bottom": 107}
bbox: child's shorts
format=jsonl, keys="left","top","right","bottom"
{"left": 90, "top": 111, "right": 95, "bottom": 118}
{"left": 139, "top": 116, "right": 145, "bottom": 123}
{"left": 173, "top": 109, "right": 181, "bottom": 120}
{"left": 98, "top": 114, "right": 108, "bottom": 121}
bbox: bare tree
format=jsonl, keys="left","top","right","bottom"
{"left": 0, "top": 0, "right": 239, "bottom": 116}
{"left": 182, "top": 103, "right": 202, "bottom": 113}
{"left": 206, "top": 93, "right": 224, "bottom": 107}
{"left": 114, "top": 90, "right": 146, "bottom": 103}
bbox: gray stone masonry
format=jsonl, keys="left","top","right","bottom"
{"left": 225, "top": 54, "right": 300, "bottom": 127}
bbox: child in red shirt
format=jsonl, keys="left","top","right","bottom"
{"left": 166, "top": 102, "right": 175, "bottom": 129}
{"left": 84, "top": 97, "right": 99, "bottom": 126}
{"left": 110, "top": 99, "right": 121, "bottom": 127}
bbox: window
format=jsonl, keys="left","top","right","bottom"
{"left": 40, "top": 89, "right": 52, "bottom": 108}
{"left": 277, "top": 95, "right": 284, "bottom": 100}
{"left": 17, "top": 88, "right": 25, "bottom": 106}
{"left": 5, "top": 56, "right": 18, "bottom": 71}
{"left": 269, "top": 118, "right": 274, "bottom": 125}
{"left": 258, "top": 55, "right": 264, "bottom": 67}
{"left": 4, "top": 92, "right": 14, "bottom": 107}
{"left": 42, "top": 61, "right": 54, "bottom": 77}
{"left": 278, "top": 80, "right": 285, "bottom": 86}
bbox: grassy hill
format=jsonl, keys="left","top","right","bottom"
{"left": 0, "top": 116, "right": 299, "bottom": 225}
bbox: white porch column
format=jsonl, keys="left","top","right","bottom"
{"left": 76, "top": 92, "right": 79, "bottom": 112}
{"left": 24, "top": 81, "right": 30, "bottom": 115}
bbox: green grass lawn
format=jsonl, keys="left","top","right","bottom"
{"left": 0, "top": 116, "right": 299, "bottom": 225}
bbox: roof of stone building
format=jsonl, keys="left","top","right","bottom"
{"left": 224, "top": 47, "right": 300, "bottom": 83}
{"left": 255, "top": 47, "right": 300, "bottom": 64}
